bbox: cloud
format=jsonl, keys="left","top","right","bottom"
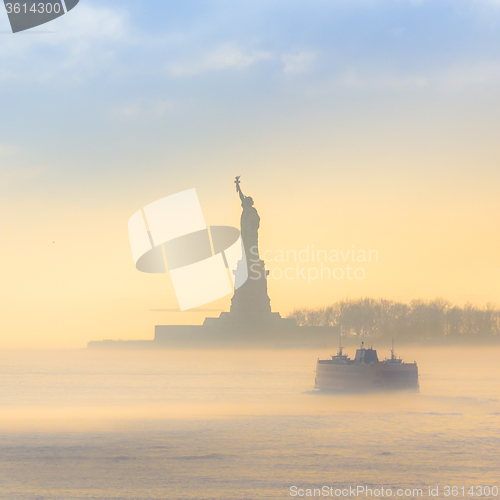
{"left": 282, "top": 51, "right": 317, "bottom": 75}
{"left": 436, "top": 60, "right": 500, "bottom": 89}
{"left": 337, "top": 69, "right": 429, "bottom": 90}
{"left": 471, "top": 0, "right": 500, "bottom": 5}
{"left": 205, "top": 44, "right": 272, "bottom": 69}
{"left": 0, "top": 145, "right": 48, "bottom": 187}
{"left": 168, "top": 44, "right": 318, "bottom": 78}
{"left": 168, "top": 43, "right": 272, "bottom": 77}
{"left": 334, "top": 59, "right": 500, "bottom": 91}
{"left": 0, "top": 144, "right": 19, "bottom": 157}
{"left": 0, "top": 4, "right": 129, "bottom": 82}
{"left": 0, "top": 165, "right": 48, "bottom": 184}
{"left": 112, "top": 99, "right": 174, "bottom": 120}
{"left": 61, "top": 3, "right": 127, "bottom": 41}
{"left": 116, "top": 104, "right": 141, "bottom": 118}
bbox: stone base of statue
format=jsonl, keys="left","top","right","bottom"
{"left": 88, "top": 254, "right": 339, "bottom": 348}
{"left": 88, "top": 322, "right": 339, "bottom": 349}
{"left": 88, "top": 256, "right": 340, "bottom": 349}
{"left": 88, "top": 255, "right": 339, "bottom": 349}
{"left": 203, "top": 258, "right": 291, "bottom": 331}
{"left": 231, "top": 259, "right": 271, "bottom": 314}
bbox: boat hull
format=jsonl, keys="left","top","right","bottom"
{"left": 314, "top": 360, "right": 419, "bottom": 392}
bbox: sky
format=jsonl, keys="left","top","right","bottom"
{"left": 1, "top": 0, "right": 500, "bottom": 347}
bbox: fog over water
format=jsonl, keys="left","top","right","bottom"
{"left": 0, "top": 347, "right": 498, "bottom": 499}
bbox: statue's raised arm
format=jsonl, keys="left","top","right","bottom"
{"left": 235, "top": 176, "right": 245, "bottom": 203}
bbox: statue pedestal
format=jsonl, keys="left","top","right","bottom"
{"left": 203, "top": 258, "right": 289, "bottom": 330}
{"left": 231, "top": 258, "right": 271, "bottom": 314}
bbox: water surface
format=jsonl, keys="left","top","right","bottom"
{"left": 0, "top": 347, "right": 498, "bottom": 499}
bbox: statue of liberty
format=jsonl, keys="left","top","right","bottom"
{"left": 227, "top": 176, "right": 272, "bottom": 320}
{"left": 234, "top": 176, "right": 260, "bottom": 261}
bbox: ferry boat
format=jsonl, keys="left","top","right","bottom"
{"left": 314, "top": 341, "right": 419, "bottom": 392}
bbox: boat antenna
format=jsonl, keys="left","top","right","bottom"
{"left": 391, "top": 337, "right": 395, "bottom": 360}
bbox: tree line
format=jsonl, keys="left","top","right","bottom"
{"left": 288, "top": 298, "right": 500, "bottom": 341}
